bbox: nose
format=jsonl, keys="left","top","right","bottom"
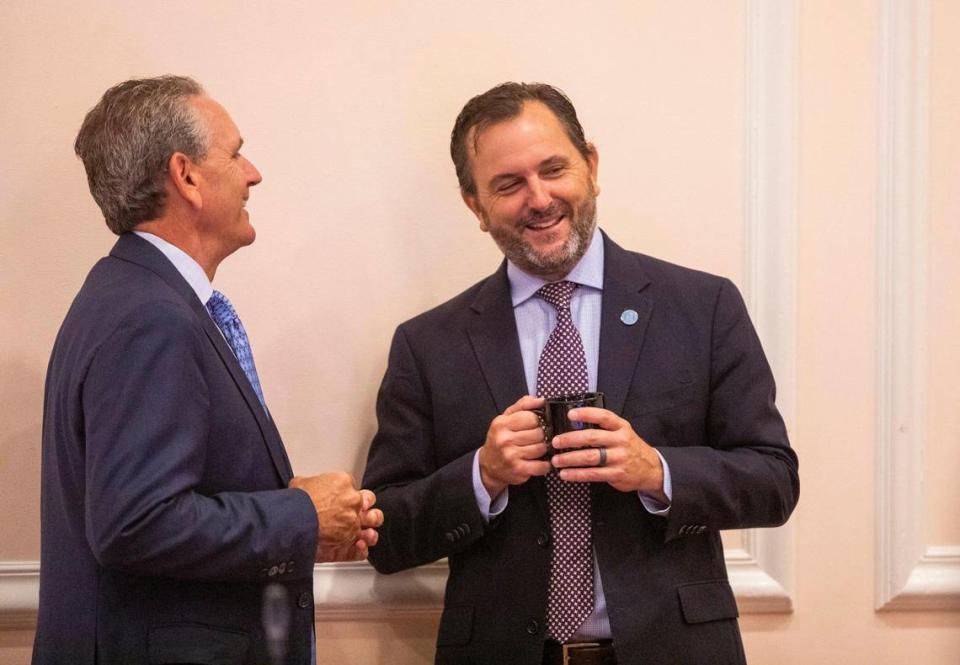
{"left": 244, "top": 157, "right": 263, "bottom": 187}
{"left": 526, "top": 178, "right": 551, "bottom": 211}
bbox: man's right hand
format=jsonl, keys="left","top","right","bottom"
{"left": 288, "top": 473, "right": 383, "bottom": 563}
{"left": 478, "top": 395, "right": 551, "bottom": 499}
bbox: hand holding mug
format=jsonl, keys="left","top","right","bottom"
{"left": 549, "top": 401, "right": 667, "bottom": 501}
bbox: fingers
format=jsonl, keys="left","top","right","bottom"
{"left": 567, "top": 406, "right": 621, "bottom": 429}
{"left": 360, "top": 489, "right": 377, "bottom": 511}
{"left": 557, "top": 466, "right": 617, "bottom": 483}
{"left": 504, "top": 394, "right": 546, "bottom": 416}
{"left": 357, "top": 527, "right": 379, "bottom": 547}
{"left": 521, "top": 460, "right": 553, "bottom": 478}
{"left": 550, "top": 408, "right": 624, "bottom": 451}
{"left": 492, "top": 410, "right": 544, "bottom": 436}
{"left": 361, "top": 507, "right": 384, "bottom": 529}
{"left": 552, "top": 446, "right": 609, "bottom": 469}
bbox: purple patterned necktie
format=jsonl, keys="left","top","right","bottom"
{"left": 206, "top": 290, "right": 268, "bottom": 412}
{"left": 536, "top": 281, "right": 594, "bottom": 643}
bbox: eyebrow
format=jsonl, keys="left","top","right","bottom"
{"left": 487, "top": 155, "right": 570, "bottom": 189}
{"left": 234, "top": 137, "right": 244, "bottom": 153}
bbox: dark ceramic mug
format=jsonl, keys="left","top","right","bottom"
{"left": 535, "top": 391, "right": 605, "bottom": 460}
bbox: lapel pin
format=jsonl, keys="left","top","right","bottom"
{"left": 620, "top": 309, "right": 639, "bottom": 326}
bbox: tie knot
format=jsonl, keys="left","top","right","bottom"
{"left": 537, "top": 281, "right": 578, "bottom": 311}
{"left": 206, "top": 290, "right": 237, "bottom": 326}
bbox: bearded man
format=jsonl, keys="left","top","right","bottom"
{"left": 362, "top": 82, "right": 798, "bottom": 665}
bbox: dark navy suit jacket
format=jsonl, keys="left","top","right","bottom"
{"left": 363, "top": 232, "right": 799, "bottom": 665}
{"left": 34, "top": 233, "right": 318, "bottom": 665}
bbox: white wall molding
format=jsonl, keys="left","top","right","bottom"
{"left": 0, "top": 562, "right": 41, "bottom": 629}
{"left": 0, "top": 549, "right": 797, "bottom": 628}
{"left": 876, "top": 0, "right": 959, "bottom": 612}
{"left": 738, "top": 0, "right": 799, "bottom": 613}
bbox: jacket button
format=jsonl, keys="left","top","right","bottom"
{"left": 526, "top": 620, "right": 539, "bottom": 635}
{"left": 297, "top": 591, "right": 312, "bottom": 609}
{"left": 536, "top": 531, "right": 550, "bottom": 547}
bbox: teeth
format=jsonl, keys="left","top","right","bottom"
{"left": 528, "top": 216, "right": 562, "bottom": 230}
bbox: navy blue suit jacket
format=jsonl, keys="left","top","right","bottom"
{"left": 34, "top": 233, "right": 318, "bottom": 665}
{"left": 363, "top": 232, "right": 799, "bottom": 665}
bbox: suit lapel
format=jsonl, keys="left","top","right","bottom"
{"left": 465, "top": 263, "right": 529, "bottom": 413}
{"left": 110, "top": 234, "right": 294, "bottom": 483}
{"left": 597, "top": 233, "right": 654, "bottom": 416}
{"left": 464, "top": 263, "right": 550, "bottom": 521}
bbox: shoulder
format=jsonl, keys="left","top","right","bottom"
{"left": 66, "top": 256, "right": 206, "bottom": 355}
{"left": 610, "top": 241, "right": 736, "bottom": 307}
{"left": 396, "top": 270, "right": 502, "bottom": 334}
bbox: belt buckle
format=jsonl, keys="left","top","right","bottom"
{"left": 561, "top": 641, "right": 601, "bottom": 665}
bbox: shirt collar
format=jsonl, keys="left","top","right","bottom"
{"left": 507, "top": 225, "right": 604, "bottom": 306}
{"left": 133, "top": 231, "right": 214, "bottom": 305}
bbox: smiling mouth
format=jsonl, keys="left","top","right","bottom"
{"left": 525, "top": 214, "right": 564, "bottom": 232}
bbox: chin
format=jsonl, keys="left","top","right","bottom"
{"left": 239, "top": 220, "right": 257, "bottom": 246}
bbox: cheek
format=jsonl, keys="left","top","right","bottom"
{"left": 485, "top": 197, "right": 524, "bottom": 226}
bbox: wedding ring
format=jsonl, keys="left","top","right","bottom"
{"left": 597, "top": 448, "right": 607, "bottom": 467}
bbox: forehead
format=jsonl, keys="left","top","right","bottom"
{"left": 468, "top": 101, "right": 580, "bottom": 177}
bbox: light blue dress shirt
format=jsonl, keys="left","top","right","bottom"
{"left": 471, "top": 226, "right": 673, "bottom": 640}
{"left": 134, "top": 231, "right": 213, "bottom": 304}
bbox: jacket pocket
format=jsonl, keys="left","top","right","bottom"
{"left": 437, "top": 605, "right": 474, "bottom": 646}
{"left": 677, "top": 580, "right": 739, "bottom": 624}
{"left": 149, "top": 623, "right": 249, "bottom": 665}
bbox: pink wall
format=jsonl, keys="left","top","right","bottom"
{"left": 1, "top": 1, "right": 957, "bottom": 662}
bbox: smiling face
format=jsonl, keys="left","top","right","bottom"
{"left": 462, "top": 101, "right": 600, "bottom": 281}
{"left": 190, "top": 95, "right": 263, "bottom": 262}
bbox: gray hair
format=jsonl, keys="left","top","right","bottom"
{"left": 74, "top": 75, "right": 210, "bottom": 234}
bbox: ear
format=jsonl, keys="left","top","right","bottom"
{"left": 461, "top": 191, "right": 489, "bottom": 232}
{"left": 167, "top": 152, "right": 202, "bottom": 210}
{"left": 585, "top": 143, "right": 600, "bottom": 197}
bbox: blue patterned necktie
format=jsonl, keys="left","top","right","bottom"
{"left": 206, "top": 290, "right": 267, "bottom": 412}
{"left": 537, "top": 281, "right": 594, "bottom": 643}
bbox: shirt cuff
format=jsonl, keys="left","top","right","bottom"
{"left": 638, "top": 450, "right": 672, "bottom": 515}
{"left": 473, "top": 449, "right": 508, "bottom": 522}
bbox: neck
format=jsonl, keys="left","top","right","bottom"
{"left": 136, "top": 218, "right": 221, "bottom": 280}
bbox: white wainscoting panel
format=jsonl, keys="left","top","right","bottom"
{"left": 875, "top": 0, "right": 960, "bottom": 611}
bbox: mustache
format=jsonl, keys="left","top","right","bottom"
{"left": 521, "top": 201, "right": 571, "bottom": 225}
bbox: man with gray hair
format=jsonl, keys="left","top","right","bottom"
{"left": 33, "top": 76, "right": 382, "bottom": 665}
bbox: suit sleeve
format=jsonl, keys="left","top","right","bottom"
{"left": 657, "top": 279, "right": 799, "bottom": 541}
{"left": 82, "top": 300, "right": 318, "bottom": 582}
{"left": 362, "top": 326, "right": 488, "bottom": 574}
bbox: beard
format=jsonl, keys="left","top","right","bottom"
{"left": 484, "top": 183, "right": 598, "bottom": 280}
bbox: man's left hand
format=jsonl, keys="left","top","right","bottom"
{"left": 550, "top": 407, "right": 668, "bottom": 503}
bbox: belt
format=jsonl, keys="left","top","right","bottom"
{"left": 542, "top": 639, "right": 617, "bottom": 665}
